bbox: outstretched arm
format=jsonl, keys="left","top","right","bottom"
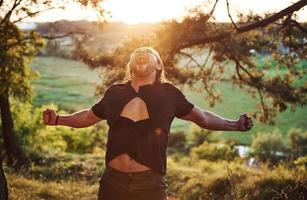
{"left": 180, "top": 106, "right": 254, "bottom": 132}
{"left": 43, "top": 108, "right": 102, "bottom": 128}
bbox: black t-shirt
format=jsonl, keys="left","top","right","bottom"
{"left": 91, "top": 80, "right": 194, "bottom": 175}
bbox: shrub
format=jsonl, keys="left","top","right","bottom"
{"left": 187, "top": 124, "right": 213, "bottom": 148}
{"left": 166, "top": 166, "right": 207, "bottom": 200}
{"left": 168, "top": 131, "right": 188, "bottom": 154}
{"left": 287, "top": 128, "right": 307, "bottom": 160}
{"left": 166, "top": 159, "right": 307, "bottom": 200}
{"left": 10, "top": 101, "right": 108, "bottom": 155}
{"left": 294, "top": 156, "right": 307, "bottom": 168}
{"left": 190, "top": 142, "right": 237, "bottom": 161}
{"left": 251, "top": 130, "right": 285, "bottom": 163}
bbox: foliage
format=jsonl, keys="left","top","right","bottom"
{"left": 187, "top": 124, "right": 213, "bottom": 147}
{"left": 251, "top": 130, "right": 285, "bottom": 163}
{"left": 0, "top": 22, "right": 44, "bottom": 101}
{"left": 75, "top": 2, "right": 307, "bottom": 125}
{"left": 190, "top": 141, "right": 237, "bottom": 161}
{"left": 287, "top": 128, "right": 307, "bottom": 160}
{"left": 8, "top": 101, "right": 108, "bottom": 155}
{"left": 25, "top": 153, "right": 104, "bottom": 182}
{"left": 167, "top": 158, "right": 307, "bottom": 200}
{"left": 5, "top": 156, "right": 307, "bottom": 200}
{"left": 7, "top": 173, "right": 98, "bottom": 200}
{"left": 167, "top": 131, "right": 188, "bottom": 155}
{"left": 294, "top": 156, "right": 307, "bottom": 168}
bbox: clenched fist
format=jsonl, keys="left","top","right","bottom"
{"left": 43, "top": 108, "right": 58, "bottom": 125}
{"left": 237, "top": 113, "right": 254, "bottom": 132}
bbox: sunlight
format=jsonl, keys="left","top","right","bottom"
{"left": 103, "top": 0, "right": 197, "bottom": 24}
{"left": 102, "top": 0, "right": 307, "bottom": 24}
{"left": 23, "top": 0, "right": 306, "bottom": 23}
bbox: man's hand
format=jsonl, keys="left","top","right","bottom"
{"left": 43, "top": 108, "right": 57, "bottom": 125}
{"left": 237, "top": 113, "right": 254, "bottom": 132}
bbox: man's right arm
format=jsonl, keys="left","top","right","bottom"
{"left": 43, "top": 108, "right": 102, "bottom": 128}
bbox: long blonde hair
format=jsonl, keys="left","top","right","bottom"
{"left": 125, "top": 47, "right": 167, "bottom": 82}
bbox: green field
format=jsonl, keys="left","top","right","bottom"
{"left": 30, "top": 56, "right": 307, "bottom": 144}
{"left": 30, "top": 57, "right": 101, "bottom": 112}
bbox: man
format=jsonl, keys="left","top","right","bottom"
{"left": 43, "top": 47, "right": 254, "bottom": 200}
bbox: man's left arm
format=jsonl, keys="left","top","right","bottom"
{"left": 180, "top": 106, "right": 254, "bottom": 132}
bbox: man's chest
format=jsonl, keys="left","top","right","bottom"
{"left": 119, "top": 97, "right": 150, "bottom": 122}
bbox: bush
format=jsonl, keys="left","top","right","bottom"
{"left": 187, "top": 124, "right": 213, "bottom": 148}
{"left": 166, "top": 159, "right": 307, "bottom": 200}
{"left": 287, "top": 128, "right": 307, "bottom": 160}
{"left": 239, "top": 165, "right": 307, "bottom": 200}
{"left": 251, "top": 129, "right": 285, "bottom": 163}
{"left": 190, "top": 142, "right": 237, "bottom": 161}
{"left": 10, "top": 101, "right": 108, "bottom": 155}
{"left": 166, "top": 166, "right": 207, "bottom": 200}
{"left": 294, "top": 156, "right": 307, "bottom": 168}
{"left": 168, "top": 131, "right": 188, "bottom": 154}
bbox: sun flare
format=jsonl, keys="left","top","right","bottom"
{"left": 24, "top": 0, "right": 306, "bottom": 23}
{"left": 103, "top": 0, "right": 195, "bottom": 24}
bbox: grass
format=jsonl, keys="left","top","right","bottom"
{"left": 29, "top": 56, "right": 307, "bottom": 144}
{"left": 30, "top": 57, "right": 101, "bottom": 112}
{"left": 172, "top": 82, "right": 307, "bottom": 144}
{"left": 6, "top": 153, "right": 103, "bottom": 200}
{"left": 7, "top": 174, "right": 98, "bottom": 200}
{"left": 6, "top": 152, "right": 306, "bottom": 200}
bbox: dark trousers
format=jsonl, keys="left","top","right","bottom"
{"left": 97, "top": 165, "right": 168, "bottom": 200}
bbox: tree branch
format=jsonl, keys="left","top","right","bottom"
{"left": 41, "top": 31, "right": 86, "bottom": 40}
{"left": 226, "top": 0, "right": 238, "bottom": 29}
{"left": 179, "top": 0, "right": 307, "bottom": 49}
{"left": 202, "top": 47, "right": 213, "bottom": 68}
{"left": 256, "top": 88, "right": 268, "bottom": 121}
{"left": 236, "top": 0, "right": 307, "bottom": 33}
{"left": 1, "top": 0, "right": 23, "bottom": 23}
{"left": 209, "top": 0, "right": 219, "bottom": 17}
{"left": 12, "top": 7, "right": 55, "bottom": 23}
{"left": 179, "top": 51, "right": 203, "bottom": 69}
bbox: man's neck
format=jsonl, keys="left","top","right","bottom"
{"left": 130, "top": 77, "right": 155, "bottom": 88}
{"left": 130, "top": 73, "right": 156, "bottom": 89}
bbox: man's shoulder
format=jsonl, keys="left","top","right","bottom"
{"left": 159, "top": 81, "right": 175, "bottom": 88}
{"left": 159, "top": 81, "right": 181, "bottom": 92}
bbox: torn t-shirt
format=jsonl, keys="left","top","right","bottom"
{"left": 91, "top": 80, "right": 194, "bottom": 175}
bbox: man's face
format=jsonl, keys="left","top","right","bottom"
{"left": 129, "top": 48, "right": 161, "bottom": 77}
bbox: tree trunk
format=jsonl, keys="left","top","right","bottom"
{"left": 0, "top": 148, "right": 8, "bottom": 200}
{"left": 0, "top": 93, "right": 28, "bottom": 169}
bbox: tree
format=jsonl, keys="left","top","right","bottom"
{"left": 0, "top": 20, "right": 44, "bottom": 168}
{"left": 0, "top": 148, "right": 8, "bottom": 200}
{"left": 75, "top": 0, "right": 307, "bottom": 125}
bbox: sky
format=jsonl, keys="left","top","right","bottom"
{"left": 22, "top": 0, "right": 306, "bottom": 24}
